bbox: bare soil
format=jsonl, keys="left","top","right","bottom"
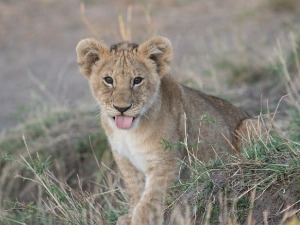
{"left": 1, "top": 0, "right": 300, "bottom": 130}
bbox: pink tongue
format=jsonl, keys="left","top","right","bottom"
{"left": 115, "top": 115, "right": 134, "bottom": 129}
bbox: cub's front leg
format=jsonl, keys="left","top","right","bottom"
{"left": 113, "top": 152, "right": 145, "bottom": 225}
{"left": 131, "top": 159, "right": 177, "bottom": 225}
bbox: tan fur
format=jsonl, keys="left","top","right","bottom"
{"left": 76, "top": 36, "right": 253, "bottom": 225}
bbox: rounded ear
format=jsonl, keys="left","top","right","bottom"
{"left": 138, "top": 36, "right": 173, "bottom": 76}
{"left": 76, "top": 38, "right": 109, "bottom": 78}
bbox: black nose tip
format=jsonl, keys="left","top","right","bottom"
{"left": 113, "top": 104, "right": 132, "bottom": 114}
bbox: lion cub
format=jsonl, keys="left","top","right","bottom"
{"left": 76, "top": 37, "right": 253, "bottom": 225}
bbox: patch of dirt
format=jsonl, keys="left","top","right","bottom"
{"left": 253, "top": 181, "right": 300, "bottom": 224}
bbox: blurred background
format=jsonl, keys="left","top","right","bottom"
{"left": 1, "top": 0, "right": 300, "bottom": 131}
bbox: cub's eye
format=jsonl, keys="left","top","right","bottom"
{"left": 104, "top": 76, "right": 113, "bottom": 85}
{"left": 133, "top": 77, "right": 143, "bottom": 86}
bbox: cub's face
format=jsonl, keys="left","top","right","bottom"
{"left": 76, "top": 37, "right": 172, "bottom": 129}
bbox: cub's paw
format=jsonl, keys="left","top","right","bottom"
{"left": 131, "top": 204, "right": 162, "bottom": 225}
{"left": 116, "top": 214, "right": 131, "bottom": 225}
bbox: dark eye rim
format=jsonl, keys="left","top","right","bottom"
{"left": 104, "top": 76, "right": 113, "bottom": 85}
{"left": 133, "top": 77, "right": 143, "bottom": 85}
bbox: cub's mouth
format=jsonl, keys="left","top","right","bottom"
{"left": 113, "top": 115, "right": 136, "bottom": 129}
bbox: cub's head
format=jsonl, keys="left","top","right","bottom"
{"left": 76, "top": 36, "right": 172, "bottom": 129}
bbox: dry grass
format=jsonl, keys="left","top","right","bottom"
{"left": 164, "top": 115, "right": 300, "bottom": 224}
{"left": 1, "top": 108, "right": 299, "bottom": 225}
{"left": 276, "top": 33, "right": 300, "bottom": 114}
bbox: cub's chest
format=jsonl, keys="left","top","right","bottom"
{"left": 108, "top": 131, "right": 147, "bottom": 172}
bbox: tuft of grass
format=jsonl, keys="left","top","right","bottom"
{"left": 0, "top": 108, "right": 118, "bottom": 224}
{"left": 3, "top": 151, "right": 107, "bottom": 225}
{"left": 166, "top": 128, "right": 300, "bottom": 225}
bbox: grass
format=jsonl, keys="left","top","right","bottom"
{"left": 0, "top": 108, "right": 119, "bottom": 225}
{"left": 214, "top": 33, "right": 300, "bottom": 90}
{"left": 166, "top": 129, "right": 300, "bottom": 224}
{"left": 0, "top": 82, "right": 299, "bottom": 222}
{"left": 214, "top": 58, "right": 279, "bottom": 86}
{"left": 3, "top": 117, "right": 300, "bottom": 225}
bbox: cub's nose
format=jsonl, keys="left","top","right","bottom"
{"left": 113, "top": 104, "right": 132, "bottom": 114}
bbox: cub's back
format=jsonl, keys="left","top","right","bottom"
{"left": 180, "top": 85, "right": 249, "bottom": 160}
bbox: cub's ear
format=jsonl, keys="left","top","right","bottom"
{"left": 138, "top": 36, "right": 173, "bottom": 76}
{"left": 76, "top": 38, "right": 109, "bottom": 78}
